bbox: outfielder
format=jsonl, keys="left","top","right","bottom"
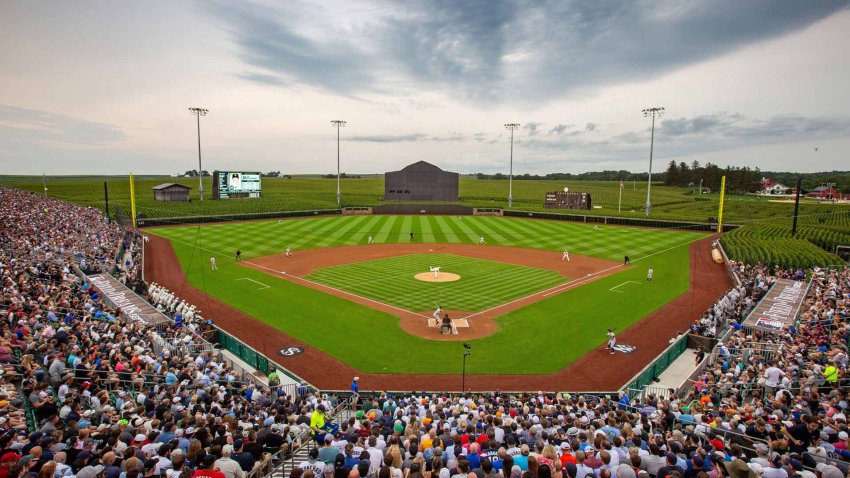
{"left": 210, "top": 256, "right": 217, "bottom": 271}
{"left": 647, "top": 268, "right": 654, "bottom": 281}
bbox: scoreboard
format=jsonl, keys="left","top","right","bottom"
{"left": 212, "top": 171, "right": 262, "bottom": 199}
{"left": 544, "top": 191, "right": 591, "bottom": 210}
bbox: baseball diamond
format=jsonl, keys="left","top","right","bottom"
{"left": 146, "top": 215, "right": 711, "bottom": 381}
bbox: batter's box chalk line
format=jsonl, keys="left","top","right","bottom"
{"left": 428, "top": 318, "right": 469, "bottom": 329}
{"left": 609, "top": 280, "right": 643, "bottom": 293}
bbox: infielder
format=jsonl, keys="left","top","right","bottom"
{"left": 367, "top": 235, "right": 373, "bottom": 245}
{"left": 210, "top": 256, "right": 217, "bottom": 271}
{"left": 479, "top": 236, "right": 485, "bottom": 245}
{"left": 647, "top": 268, "right": 654, "bottom": 281}
{"left": 285, "top": 246, "right": 293, "bottom": 258}
{"left": 562, "top": 249, "right": 570, "bottom": 262}
{"left": 606, "top": 329, "right": 616, "bottom": 354}
{"left": 429, "top": 265, "right": 441, "bottom": 278}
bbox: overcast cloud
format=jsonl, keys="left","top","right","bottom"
{"left": 0, "top": 1, "right": 848, "bottom": 175}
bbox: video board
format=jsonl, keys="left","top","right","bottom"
{"left": 212, "top": 171, "right": 262, "bottom": 199}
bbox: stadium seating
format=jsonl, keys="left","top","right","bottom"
{"left": 1, "top": 188, "right": 848, "bottom": 478}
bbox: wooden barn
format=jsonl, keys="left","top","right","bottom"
{"left": 152, "top": 183, "right": 191, "bottom": 202}
{"left": 384, "top": 161, "right": 459, "bottom": 202}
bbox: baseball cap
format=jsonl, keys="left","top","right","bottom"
{"left": 77, "top": 466, "right": 105, "bottom": 478}
{"left": 817, "top": 464, "right": 844, "bottom": 478}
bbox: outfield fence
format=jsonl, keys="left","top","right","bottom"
{"left": 503, "top": 209, "right": 740, "bottom": 232}
{"left": 135, "top": 208, "right": 341, "bottom": 227}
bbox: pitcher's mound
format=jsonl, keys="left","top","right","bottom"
{"left": 414, "top": 272, "right": 461, "bottom": 282}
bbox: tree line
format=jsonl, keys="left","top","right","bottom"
{"left": 665, "top": 161, "right": 850, "bottom": 193}
{"left": 473, "top": 166, "right": 849, "bottom": 194}
{"left": 473, "top": 170, "right": 651, "bottom": 181}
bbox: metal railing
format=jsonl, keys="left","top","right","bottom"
{"left": 623, "top": 333, "right": 690, "bottom": 393}
{"left": 259, "top": 395, "right": 355, "bottom": 478}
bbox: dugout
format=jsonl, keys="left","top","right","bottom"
{"left": 152, "top": 183, "right": 191, "bottom": 202}
{"left": 384, "top": 161, "right": 459, "bottom": 202}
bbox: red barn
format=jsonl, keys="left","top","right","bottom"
{"left": 806, "top": 185, "right": 839, "bottom": 199}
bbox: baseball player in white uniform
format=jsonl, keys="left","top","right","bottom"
{"left": 607, "top": 329, "right": 616, "bottom": 354}
{"left": 562, "top": 249, "right": 570, "bottom": 262}
{"left": 432, "top": 306, "right": 443, "bottom": 324}
{"left": 210, "top": 257, "right": 217, "bottom": 270}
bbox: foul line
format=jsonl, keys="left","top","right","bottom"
{"left": 235, "top": 277, "right": 270, "bottom": 290}
{"left": 247, "top": 260, "right": 433, "bottom": 319}
{"left": 162, "top": 237, "right": 431, "bottom": 319}
{"left": 609, "top": 280, "right": 642, "bottom": 293}
{"left": 162, "top": 234, "right": 706, "bottom": 322}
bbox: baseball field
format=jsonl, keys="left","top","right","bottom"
{"left": 148, "top": 215, "right": 712, "bottom": 381}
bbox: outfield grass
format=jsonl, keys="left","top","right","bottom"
{"left": 6, "top": 174, "right": 848, "bottom": 227}
{"left": 152, "top": 216, "right": 703, "bottom": 374}
{"left": 150, "top": 215, "right": 705, "bottom": 262}
{"left": 307, "top": 253, "right": 567, "bottom": 312}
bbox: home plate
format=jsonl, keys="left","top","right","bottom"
{"left": 428, "top": 318, "right": 469, "bottom": 328}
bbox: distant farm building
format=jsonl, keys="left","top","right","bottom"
{"left": 806, "top": 185, "right": 839, "bottom": 200}
{"left": 760, "top": 178, "right": 789, "bottom": 195}
{"left": 152, "top": 183, "right": 191, "bottom": 202}
{"left": 384, "top": 161, "right": 459, "bottom": 201}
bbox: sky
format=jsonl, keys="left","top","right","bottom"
{"left": 1, "top": 1, "right": 849, "bottom": 176}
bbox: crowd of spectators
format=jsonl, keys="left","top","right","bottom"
{"left": 0, "top": 189, "right": 345, "bottom": 478}
{"left": 1, "top": 188, "right": 848, "bottom": 478}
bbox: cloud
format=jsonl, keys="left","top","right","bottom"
{"left": 0, "top": 104, "right": 124, "bottom": 148}
{"left": 658, "top": 113, "right": 850, "bottom": 141}
{"left": 202, "top": 1, "right": 377, "bottom": 96}
{"left": 347, "top": 134, "right": 428, "bottom": 143}
{"left": 548, "top": 124, "right": 571, "bottom": 135}
{"left": 585, "top": 122, "right": 597, "bottom": 132}
{"left": 523, "top": 122, "right": 543, "bottom": 136}
{"left": 204, "top": 1, "right": 848, "bottom": 104}
{"left": 347, "top": 132, "right": 465, "bottom": 143}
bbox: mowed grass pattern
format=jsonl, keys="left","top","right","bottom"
{"left": 308, "top": 254, "right": 567, "bottom": 311}
{"left": 152, "top": 215, "right": 706, "bottom": 262}
{"left": 153, "top": 216, "right": 702, "bottom": 374}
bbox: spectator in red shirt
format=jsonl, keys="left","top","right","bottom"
{"left": 192, "top": 455, "right": 225, "bottom": 478}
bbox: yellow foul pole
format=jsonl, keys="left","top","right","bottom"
{"left": 129, "top": 173, "right": 137, "bottom": 229}
{"left": 717, "top": 175, "right": 726, "bottom": 234}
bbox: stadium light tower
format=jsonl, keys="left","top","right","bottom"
{"left": 642, "top": 107, "right": 665, "bottom": 217}
{"left": 505, "top": 123, "right": 520, "bottom": 208}
{"left": 331, "top": 120, "right": 347, "bottom": 206}
{"left": 189, "top": 107, "right": 209, "bottom": 201}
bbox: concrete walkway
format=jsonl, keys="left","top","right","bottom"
{"left": 220, "top": 349, "right": 300, "bottom": 387}
{"left": 655, "top": 349, "right": 698, "bottom": 390}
